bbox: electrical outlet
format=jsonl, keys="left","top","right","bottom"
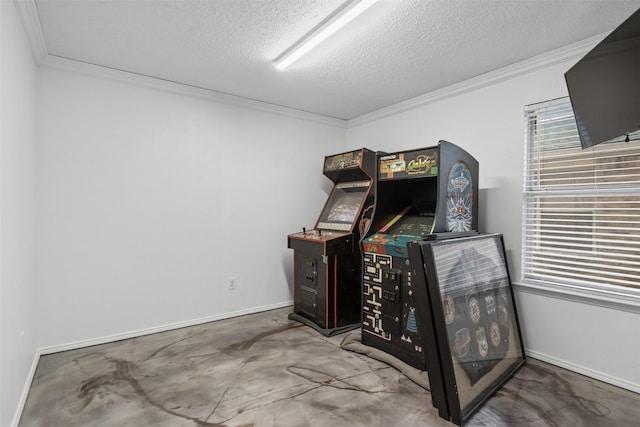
{"left": 228, "top": 277, "right": 237, "bottom": 291}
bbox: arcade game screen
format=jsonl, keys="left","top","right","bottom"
{"left": 318, "top": 181, "right": 369, "bottom": 227}
{"left": 386, "top": 213, "right": 435, "bottom": 237}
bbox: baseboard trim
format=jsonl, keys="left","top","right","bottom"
{"left": 39, "top": 301, "right": 293, "bottom": 355}
{"left": 526, "top": 349, "right": 640, "bottom": 394}
{"left": 12, "top": 302, "right": 638, "bottom": 425}
{"left": 10, "top": 351, "right": 40, "bottom": 427}
{"left": 12, "top": 302, "right": 292, "bottom": 426}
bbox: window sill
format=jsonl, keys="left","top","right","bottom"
{"left": 513, "top": 280, "right": 640, "bottom": 314}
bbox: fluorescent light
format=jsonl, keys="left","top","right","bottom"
{"left": 274, "top": 0, "right": 379, "bottom": 71}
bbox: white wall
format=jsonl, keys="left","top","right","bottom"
{"left": 346, "top": 51, "right": 640, "bottom": 392}
{"left": 0, "top": 1, "right": 39, "bottom": 425}
{"left": 35, "top": 68, "right": 346, "bottom": 350}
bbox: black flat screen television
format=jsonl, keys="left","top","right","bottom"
{"left": 565, "top": 8, "right": 640, "bottom": 149}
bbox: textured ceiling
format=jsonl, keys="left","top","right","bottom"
{"left": 27, "top": 0, "right": 640, "bottom": 120}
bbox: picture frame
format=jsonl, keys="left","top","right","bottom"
{"left": 407, "top": 233, "right": 526, "bottom": 425}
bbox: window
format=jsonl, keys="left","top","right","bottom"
{"left": 523, "top": 97, "right": 640, "bottom": 297}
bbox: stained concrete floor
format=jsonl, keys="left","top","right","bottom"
{"left": 19, "top": 307, "right": 640, "bottom": 426}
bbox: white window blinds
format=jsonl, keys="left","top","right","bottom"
{"left": 523, "top": 97, "right": 640, "bottom": 292}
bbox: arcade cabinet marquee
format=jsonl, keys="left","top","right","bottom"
{"left": 287, "top": 148, "right": 376, "bottom": 333}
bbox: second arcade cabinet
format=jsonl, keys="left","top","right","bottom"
{"left": 288, "top": 148, "right": 376, "bottom": 333}
{"left": 361, "top": 140, "right": 478, "bottom": 369}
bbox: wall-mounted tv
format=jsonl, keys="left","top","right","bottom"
{"left": 565, "top": 8, "right": 640, "bottom": 149}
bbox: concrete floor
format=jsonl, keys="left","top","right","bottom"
{"left": 19, "top": 308, "right": 640, "bottom": 426}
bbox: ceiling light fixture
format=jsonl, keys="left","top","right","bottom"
{"left": 274, "top": 0, "right": 379, "bottom": 71}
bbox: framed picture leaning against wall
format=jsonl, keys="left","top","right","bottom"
{"left": 408, "top": 233, "right": 526, "bottom": 425}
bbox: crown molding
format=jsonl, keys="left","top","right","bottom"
{"left": 13, "top": 0, "right": 607, "bottom": 130}
{"left": 13, "top": 0, "right": 47, "bottom": 63}
{"left": 12, "top": 0, "right": 346, "bottom": 128}
{"left": 347, "top": 33, "right": 607, "bottom": 128}
{"left": 41, "top": 55, "right": 347, "bottom": 127}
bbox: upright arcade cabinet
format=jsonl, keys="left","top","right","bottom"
{"left": 361, "top": 140, "right": 478, "bottom": 369}
{"left": 288, "top": 148, "right": 376, "bottom": 333}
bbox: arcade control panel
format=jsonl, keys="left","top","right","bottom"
{"left": 287, "top": 228, "right": 353, "bottom": 256}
